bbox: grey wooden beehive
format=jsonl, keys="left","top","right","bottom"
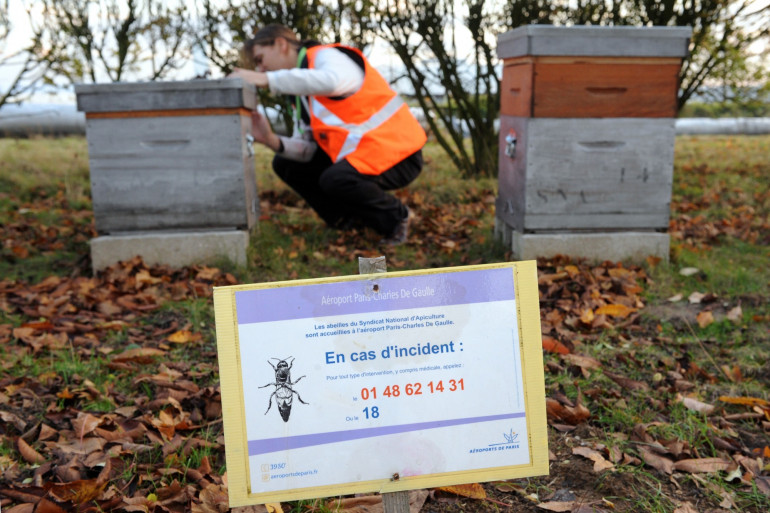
{"left": 495, "top": 116, "right": 676, "bottom": 233}
{"left": 494, "top": 25, "right": 692, "bottom": 261}
{"left": 75, "top": 79, "right": 259, "bottom": 270}
{"left": 75, "top": 79, "right": 259, "bottom": 234}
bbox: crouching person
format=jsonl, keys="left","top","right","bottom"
{"left": 230, "top": 24, "right": 426, "bottom": 245}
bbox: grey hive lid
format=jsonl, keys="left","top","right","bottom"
{"left": 74, "top": 78, "right": 257, "bottom": 112}
{"left": 497, "top": 25, "right": 693, "bottom": 59}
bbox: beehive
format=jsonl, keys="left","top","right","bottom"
{"left": 75, "top": 79, "right": 258, "bottom": 270}
{"left": 495, "top": 25, "right": 692, "bottom": 261}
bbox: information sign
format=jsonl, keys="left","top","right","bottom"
{"left": 214, "top": 262, "right": 548, "bottom": 506}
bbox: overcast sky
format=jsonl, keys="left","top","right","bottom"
{"left": 2, "top": 0, "right": 461, "bottom": 104}
{"left": 3, "top": 0, "right": 768, "bottom": 105}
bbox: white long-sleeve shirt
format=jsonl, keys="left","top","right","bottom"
{"left": 266, "top": 47, "right": 365, "bottom": 162}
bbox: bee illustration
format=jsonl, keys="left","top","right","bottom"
{"left": 259, "top": 357, "right": 308, "bottom": 422}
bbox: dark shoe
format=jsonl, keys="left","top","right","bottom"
{"left": 380, "top": 208, "right": 411, "bottom": 246}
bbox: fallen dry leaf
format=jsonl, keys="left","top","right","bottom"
{"left": 436, "top": 482, "right": 486, "bottom": 499}
{"left": 538, "top": 271, "right": 569, "bottom": 285}
{"left": 756, "top": 476, "right": 770, "bottom": 498}
{"left": 604, "top": 371, "right": 649, "bottom": 392}
{"left": 17, "top": 437, "right": 45, "bottom": 464}
{"left": 194, "top": 483, "right": 229, "bottom": 513}
{"left": 720, "top": 364, "right": 743, "bottom": 382}
{"left": 542, "top": 335, "right": 570, "bottom": 355}
{"left": 595, "top": 304, "right": 636, "bottom": 319}
{"left": 638, "top": 446, "right": 675, "bottom": 475}
{"left": 38, "top": 423, "right": 58, "bottom": 442}
{"left": 719, "top": 396, "right": 770, "bottom": 408}
{"left": 562, "top": 354, "right": 602, "bottom": 375}
{"left": 112, "top": 347, "right": 166, "bottom": 364}
{"left": 44, "top": 478, "right": 108, "bottom": 503}
{"left": 726, "top": 305, "right": 743, "bottom": 322}
{"left": 696, "top": 310, "right": 714, "bottom": 328}
{"left": 136, "top": 269, "right": 163, "bottom": 285}
{"left": 537, "top": 501, "right": 575, "bottom": 512}
{"left": 3, "top": 503, "right": 36, "bottom": 513}
{"left": 572, "top": 446, "right": 615, "bottom": 472}
{"left": 1, "top": 411, "right": 27, "bottom": 432}
{"left": 167, "top": 330, "right": 202, "bottom": 344}
{"left": 546, "top": 398, "right": 591, "bottom": 425}
{"left": 54, "top": 437, "right": 105, "bottom": 456}
{"left": 677, "top": 395, "right": 716, "bottom": 415}
{"left": 673, "top": 458, "right": 731, "bottom": 473}
{"left": 327, "top": 495, "right": 382, "bottom": 513}
{"left": 72, "top": 412, "right": 101, "bottom": 441}
{"left": 229, "top": 506, "right": 270, "bottom": 513}
{"left": 31, "top": 498, "right": 66, "bottom": 513}
{"left": 580, "top": 308, "right": 595, "bottom": 324}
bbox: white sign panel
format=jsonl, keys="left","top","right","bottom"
{"left": 214, "top": 262, "right": 547, "bottom": 505}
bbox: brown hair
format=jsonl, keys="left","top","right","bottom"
{"left": 241, "top": 24, "right": 300, "bottom": 68}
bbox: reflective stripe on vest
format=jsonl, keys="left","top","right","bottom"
{"left": 310, "top": 93, "right": 405, "bottom": 162}
{"left": 305, "top": 44, "right": 426, "bottom": 175}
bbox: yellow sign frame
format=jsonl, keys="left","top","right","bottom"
{"left": 213, "top": 261, "right": 548, "bottom": 506}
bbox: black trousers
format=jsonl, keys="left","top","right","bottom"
{"left": 273, "top": 148, "right": 423, "bottom": 236}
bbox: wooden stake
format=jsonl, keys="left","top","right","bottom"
{"left": 357, "top": 256, "right": 409, "bottom": 513}
{"left": 382, "top": 490, "right": 410, "bottom": 513}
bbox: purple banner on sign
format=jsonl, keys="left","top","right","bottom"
{"left": 236, "top": 268, "right": 515, "bottom": 325}
{"left": 247, "top": 412, "right": 526, "bottom": 456}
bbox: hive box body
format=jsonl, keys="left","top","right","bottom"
{"left": 496, "top": 116, "right": 676, "bottom": 232}
{"left": 76, "top": 79, "right": 258, "bottom": 234}
{"left": 493, "top": 26, "right": 690, "bottom": 262}
{"left": 84, "top": 114, "right": 257, "bottom": 233}
{"left": 500, "top": 56, "right": 683, "bottom": 118}
{"left": 75, "top": 79, "right": 258, "bottom": 270}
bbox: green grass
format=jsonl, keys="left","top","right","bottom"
{"left": 651, "top": 241, "right": 770, "bottom": 299}
{"left": 0, "top": 137, "right": 91, "bottom": 205}
{"left": 627, "top": 480, "right": 677, "bottom": 513}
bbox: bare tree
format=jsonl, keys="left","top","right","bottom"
{"left": 193, "top": 0, "right": 375, "bottom": 76}
{"left": 38, "top": 0, "right": 191, "bottom": 85}
{"left": 0, "top": 2, "right": 49, "bottom": 108}
{"left": 661, "top": 0, "right": 770, "bottom": 110}
{"left": 376, "top": 0, "right": 500, "bottom": 178}
{"left": 193, "top": 0, "right": 378, "bottom": 132}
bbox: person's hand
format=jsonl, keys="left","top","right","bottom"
{"left": 250, "top": 110, "right": 281, "bottom": 152}
{"left": 228, "top": 67, "right": 269, "bottom": 88}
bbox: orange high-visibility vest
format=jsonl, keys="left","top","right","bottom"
{"left": 305, "top": 44, "right": 427, "bottom": 176}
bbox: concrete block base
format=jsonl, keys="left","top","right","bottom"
{"left": 495, "top": 218, "right": 669, "bottom": 263}
{"left": 91, "top": 229, "right": 249, "bottom": 272}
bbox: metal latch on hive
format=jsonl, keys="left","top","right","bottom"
{"left": 505, "top": 130, "right": 517, "bottom": 158}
